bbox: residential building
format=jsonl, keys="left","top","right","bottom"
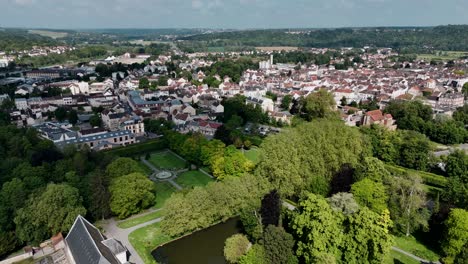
{"left": 362, "top": 110, "right": 397, "bottom": 130}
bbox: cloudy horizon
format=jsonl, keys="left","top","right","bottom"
{"left": 1, "top": 0, "right": 468, "bottom": 29}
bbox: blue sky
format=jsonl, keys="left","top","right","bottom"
{"left": 1, "top": 0, "right": 468, "bottom": 29}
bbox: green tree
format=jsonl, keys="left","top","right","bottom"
{"left": 281, "top": 95, "right": 293, "bottom": 110}
{"left": 161, "top": 174, "right": 268, "bottom": 237}
{"left": 445, "top": 150, "right": 468, "bottom": 178}
{"left": 224, "top": 234, "right": 250, "bottom": 263}
{"left": 89, "top": 113, "right": 101, "bottom": 127}
{"left": 139, "top": 77, "right": 150, "bottom": 89}
{"left": 211, "top": 146, "right": 254, "bottom": 180}
{"left": 442, "top": 209, "right": 468, "bottom": 263}
{"left": 340, "top": 96, "right": 347, "bottom": 106}
{"left": 14, "top": 183, "right": 86, "bottom": 244}
{"left": 291, "top": 193, "right": 393, "bottom": 263}
{"left": 263, "top": 225, "right": 297, "bottom": 264}
{"left": 106, "top": 157, "right": 144, "bottom": 178}
{"left": 109, "top": 173, "right": 155, "bottom": 219}
{"left": 239, "top": 244, "right": 266, "bottom": 264}
{"left": 0, "top": 231, "right": 17, "bottom": 258}
{"left": 352, "top": 179, "right": 388, "bottom": 213}
{"left": 462, "top": 82, "right": 468, "bottom": 98}
{"left": 291, "top": 193, "right": 343, "bottom": 262}
{"left": 453, "top": 105, "right": 468, "bottom": 126}
{"left": 55, "top": 107, "right": 67, "bottom": 122}
{"left": 353, "top": 157, "right": 390, "bottom": 182}
{"left": 301, "top": 89, "right": 337, "bottom": 121}
{"left": 68, "top": 109, "right": 78, "bottom": 125}
{"left": 327, "top": 192, "right": 359, "bottom": 215}
{"left": 256, "top": 120, "right": 365, "bottom": 196}
{"left": 388, "top": 174, "right": 429, "bottom": 236}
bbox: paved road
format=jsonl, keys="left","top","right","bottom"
{"left": 103, "top": 215, "right": 164, "bottom": 264}
{"left": 433, "top": 143, "right": 468, "bottom": 157}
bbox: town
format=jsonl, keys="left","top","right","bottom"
{"left": 0, "top": 16, "right": 468, "bottom": 264}
{"left": 1, "top": 46, "right": 466, "bottom": 152}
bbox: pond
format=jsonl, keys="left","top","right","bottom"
{"left": 152, "top": 218, "right": 242, "bottom": 264}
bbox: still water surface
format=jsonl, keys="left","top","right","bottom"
{"left": 152, "top": 218, "right": 242, "bottom": 264}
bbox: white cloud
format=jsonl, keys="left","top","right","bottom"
{"left": 13, "top": 0, "right": 35, "bottom": 6}
{"left": 192, "top": 0, "right": 203, "bottom": 9}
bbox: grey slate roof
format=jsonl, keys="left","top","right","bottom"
{"left": 65, "top": 215, "right": 126, "bottom": 264}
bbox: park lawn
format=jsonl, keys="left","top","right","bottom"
{"left": 244, "top": 148, "right": 261, "bottom": 164}
{"left": 394, "top": 235, "right": 440, "bottom": 261}
{"left": 149, "top": 152, "right": 186, "bottom": 170}
{"left": 386, "top": 250, "right": 420, "bottom": 264}
{"left": 117, "top": 210, "right": 164, "bottom": 229}
{"left": 139, "top": 161, "right": 153, "bottom": 176}
{"left": 200, "top": 166, "right": 212, "bottom": 174}
{"left": 154, "top": 182, "right": 176, "bottom": 209}
{"left": 129, "top": 222, "right": 172, "bottom": 264}
{"left": 175, "top": 171, "right": 214, "bottom": 189}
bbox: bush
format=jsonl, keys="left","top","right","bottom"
{"left": 384, "top": 164, "right": 447, "bottom": 188}
{"left": 224, "top": 234, "right": 250, "bottom": 263}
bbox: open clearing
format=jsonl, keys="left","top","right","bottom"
{"left": 393, "top": 235, "right": 440, "bottom": 262}
{"left": 175, "top": 170, "right": 213, "bottom": 189}
{"left": 154, "top": 182, "right": 177, "bottom": 209}
{"left": 128, "top": 222, "right": 172, "bottom": 264}
{"left": 148, "top": 151, "right": 186, "bottom": 170}
{"left": 256, "top": 46, "right": 299, "bottom": 51}
{"left": 28, "top": 30, "right": 68, "bottom": 39}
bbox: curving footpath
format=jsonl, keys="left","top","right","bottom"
{"left": 103, "top": 214, "right": 164, "bottom": 264}
{"left": 391, "top": 246, "right": 441, "bottom": 264}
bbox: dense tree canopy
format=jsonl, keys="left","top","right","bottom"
{"left": 161, "top": 174, "right": 269, "bottom": 237}
{"left": 14, "top": 183, "right": 86, "bottom": 245}
{"left": 442, "top": 209, "right": 468, "bottom": 263}
{"left": 109, "top": 173, "right": 155, "bottom": 219}
{"left": 291, "top": 193, "right": 393, "bottom": 263}
{"left": 105, "top": 157, "right": 144, "bottom": 178}
{"left": 256, "top": 120, "right": 365, "bottom": 196}
{"left": 262, "top": 225, "right": 297, "bottom": 264}
{"left": 300, "top": 90, "right": 337, "bottom": 121}
{"left": 385, "top": 100, "right": 467, "bottom": 144}
{"left": 351, "top": 179, "right": 388, "bottom": 213}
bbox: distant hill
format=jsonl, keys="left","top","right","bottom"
{"left": 177, "top": 25, "right": 468, "bottom": 52}
{"left": 0, "top": 29, "right": 61, "bottom": 52}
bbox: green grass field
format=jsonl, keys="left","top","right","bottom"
{"left": 244, "top": 148, "right": 261, "bottom": 164}
{"left": 386, "top": 250, "right": 420, "bottom": 264}
{"left": 148, "top": 151, "right": 186, "bottom": 170}
{"left": 28, "top": 29, "right": 68, "bottom": 39}
{"left": 207, "top": 46, "right": 225, "bottom": 52}
{"left": 394, "top": 236, "right": 440, "bottom": 262}
{"left": 417, "top": 51, "right": 468, "bottom": 61}
{"left": 128, "top": 222, "right": 172, "bottom": 264}
{"left": 154, "top": 182, "right": 177, "bottom": 209}
{"left": 117, "top": 210, "right": 164, "bottom": 229}
{"left": 175, "top": 170, "right": 214, "bottom": 189}
{"left": 139, "top": 161, "right": 153, "bottom": 176}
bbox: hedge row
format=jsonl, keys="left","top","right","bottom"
{"left": 104, "top": 138, "right": 168, "bottom": 157}
{"left": 384, "top": 164, "right": 448, "bottom": 188}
